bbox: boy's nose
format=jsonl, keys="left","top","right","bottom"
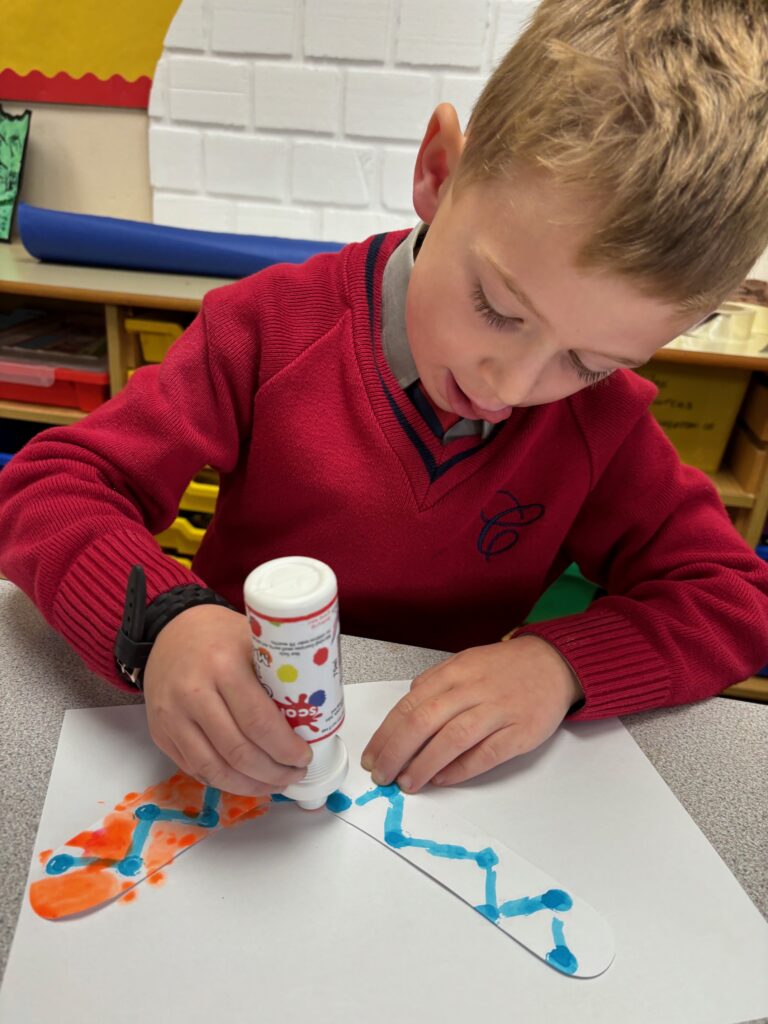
{"left": 486, "top": 356, "right": 544, "bottom": 408}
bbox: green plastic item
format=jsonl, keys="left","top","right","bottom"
{"left": 525, "top": 563, "right": 598, "bottom": 624}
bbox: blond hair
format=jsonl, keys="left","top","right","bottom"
{"left": 457, "top": 0, "right": 768, "bottom": 314}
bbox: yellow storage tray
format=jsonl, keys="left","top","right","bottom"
{"left": 124, "top": 317, "right": 185, "bottom": 363}
{"left": 636, "top": 361, "right": 750, "bottom": 472}
{"left": 179, "top": 478, "right": 219, "bottom": 515}
{"left": 155, "top": 516, "right": 205, "bottom": 556}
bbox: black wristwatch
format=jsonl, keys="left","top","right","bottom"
{"left": 114, "top": 565, "right": 235, "bottom": 689}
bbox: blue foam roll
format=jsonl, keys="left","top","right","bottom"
{"left": 17, "top": 203, "right": 344, "bottom": 279}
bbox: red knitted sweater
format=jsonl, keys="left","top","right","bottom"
{"left": 1, "top": 229, "right": 766, "bottom": 717}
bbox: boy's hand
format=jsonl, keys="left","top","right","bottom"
{"left": 361, "top": 636, "right": 583, "bottom": 793}
{"left": 143, "top": 604, "right": 312, "bottom": 796}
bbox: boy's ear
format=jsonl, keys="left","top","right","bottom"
{"left": 413, "top": 103, "right": 465, "bottom": 224}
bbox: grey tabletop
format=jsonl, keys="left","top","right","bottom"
{"left": 1, "top": 579, "right": 767, "bottom": 1004}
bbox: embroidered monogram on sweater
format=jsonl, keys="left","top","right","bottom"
{"left": 477, "top": 490, "right": 545, "bottom": 561}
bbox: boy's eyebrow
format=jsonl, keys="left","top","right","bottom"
{"left": 476, "top": 247, "right": 551, "bottom": 327}
{"left": 477, "top": 247, "right": 651, "bottom": 368}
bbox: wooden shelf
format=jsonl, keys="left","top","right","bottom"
{"left": 0, "top": 400, "right": 88, "bottom": 425}
{"left": 708, "top": 467, "right": 755, "bottom": 509}
{"left": 721, "top": 676, "right": 768, "bottom": 702}
{"left": 653, "top": 346, "right": 768, "bottom": 370}
{"left": 0, "top": 242, "right": 231, "bottom": 313}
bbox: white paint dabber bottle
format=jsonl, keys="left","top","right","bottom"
{"left": 243, "top": 556, "right": 348, "bottom": 810}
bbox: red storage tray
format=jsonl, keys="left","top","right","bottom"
{"left": 0, "top": 361, "right": 110, "bottom": 412}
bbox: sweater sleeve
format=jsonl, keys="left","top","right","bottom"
{"left": 518, "top": 407, "right": 768, "bottom": 719}
{"left": 0, "top": 283, "right": 263, "bottom": 689}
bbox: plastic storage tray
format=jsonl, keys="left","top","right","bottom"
{"left": 0, "top": 308, "right": 109, "bottom": 411}
{"left": 0, "top": 363, "right": 110, "bottom": 411}
{"left": 179, "top": 478, "right": 219, "bottom": 515}
{"left": 155, "top": 516, "right": 206, "bottom": 557}
{"left": 124, "top": 317, "right": 185, "bottom": 363}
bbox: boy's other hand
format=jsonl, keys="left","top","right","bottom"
{"left": 143, "top": 604, "right": 312, "bottom": 797}
{"left": 360, "top": 636, "right": 583, "bottom": 793}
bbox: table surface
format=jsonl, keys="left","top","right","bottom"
{"left": 1, "top": 579, "right": 766, "bottom": 1018}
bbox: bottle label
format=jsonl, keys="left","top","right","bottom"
{"left": 245, "top": 595, "right": 344, "bottom": 743}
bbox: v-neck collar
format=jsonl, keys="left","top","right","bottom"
{"left": 380, "top": 220, "right": 497, "bottom": 444}
{"left": 350, "top": 230, "right": 512, "bottom": 510}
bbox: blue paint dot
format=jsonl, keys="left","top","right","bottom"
{"left": 546, "top": 945, "right": 579, "bottom": 975}
{"left": 541, "top": 888, "right": 573, "bottom": 912}
{"left": 197, "top": 809, "right": 219, "bottom": 828}
{"left": 475, "top": 903, "right": 500, "bottom": 922}
{"left": 378, "top": 784, "right": 401, "bottom": 798}
{"left": 271, "top": 793, "right": 293, "bottom": 803}
{"left": 384, "top": 830, "right": 408, "bottom": 848}
{"left": 46, "top": 854, "right": 74, "bottom": 876}
{"left": 325, "top": 791, "right": 352, "bottom": 812}
{"left": 475, "top": 847, "right": 499, "bottom": 869}
{"left": 134, "top": 803, "right": 161, "bottom": 821}
{"left": 117, "top": 856, "right": 143, "bottom": 877}
{"left": 308, "top": 689, "right": 326, "bottom": 707}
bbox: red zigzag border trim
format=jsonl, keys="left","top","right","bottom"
{"left": 0, "top": 69, "right": 151, "bottom": 109}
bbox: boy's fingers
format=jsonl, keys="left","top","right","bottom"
{"left": 218, "top": 671, "right": 312, "bottom": 769}
{"left": 395, "top": 705, "right": 504, "bottom": 794}
{"left": 172, "top": 718, "right": 278, "bottom": 797}
{"left": 430, "top": 724, "right": 525, "bottom": 787}
{"left": 192, "top": 691, "right": 308, "bottom": 788}
{"left": 360, "top": 671, "right": 457, "bottom": 771}
{"left": 410, "top": 653, "right": 459, "bottom": 689}
{"left": 150, "top": 728, "right": 194, "bottom": 778}
{"left": 363, "top": 686, "right": 474, "bottom": 787}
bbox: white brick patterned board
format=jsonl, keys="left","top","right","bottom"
{"left": 292, "top": 141, "right": 374, "bottom": 206}
{"left": 252, "top": 65, "right": 342, "bottom": 134}
{"left": 148, "top": 0, "right": 539, "bottom": 242}
{"left": 164, "top": 0, "right": 207, "bottom": 50}
{"left": 149, "top": 125, "right": 203, "bottom": 191}
{"left": 204, "top": 132, "right": 289, "bottom": 199}
{"left": 304, "top": 0, "right": 392, "bottom": 62}
{"left": 211, "top": 0, "right": 297, "bottom": 55}
{"left": 397, "top": 0, "right": 490, "bottom": 68}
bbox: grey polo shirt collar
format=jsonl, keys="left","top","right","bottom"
{"left": 381, "top": 221, "right": 495, "bottom": 443}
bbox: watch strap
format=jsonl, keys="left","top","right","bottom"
{"left": 114, "top": 565, "right": 235, "bottom": 690}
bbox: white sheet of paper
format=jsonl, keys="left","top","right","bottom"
{"left": 332, "top": 754, "right": 615, "bottom": 977}
{"left": 2, "top": 680, "right": 767, "bottom": 1024}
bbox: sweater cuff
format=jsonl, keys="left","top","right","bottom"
{"left": 52, "top": 528, "right": 205, "bottom": 691}
{"left": 517, "top": 606, "right": 671, "bottom": 719}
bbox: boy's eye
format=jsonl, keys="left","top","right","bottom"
{"left": 568, "top": 352, "right": 612, "bottom": 385}
{"left": 471, "top": 283, "right": 523, "bottom": 331}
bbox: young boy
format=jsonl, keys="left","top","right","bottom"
{"left": 1, "top": 0, "right": 767, "bottom": 801}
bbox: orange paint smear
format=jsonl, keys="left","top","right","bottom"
{"left": 120, "top": 890, "right": 137, "bottom": 903}
{"left": 30, "top": 864, "right": 123, "bottom": 920}
{"left": 219, "top": 794, "right": 270, "bottom": 828}
{"left": 67, "top": 812, "right": 135, "bottom": 860}
{"left": 234, "top": 801, "right": 271, "bottom": 824}
{"left": 31, "top": 772, "right": 272, "bottom": 921}
{"left": 38, "top": 849, "right": 53, "bottom": 865}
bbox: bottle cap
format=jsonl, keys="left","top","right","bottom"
{"left": 244, "top": 557, "right": 337, "bottom": 620}
{"left": 281, "top": 735, "right": 349, "bottom": 810}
